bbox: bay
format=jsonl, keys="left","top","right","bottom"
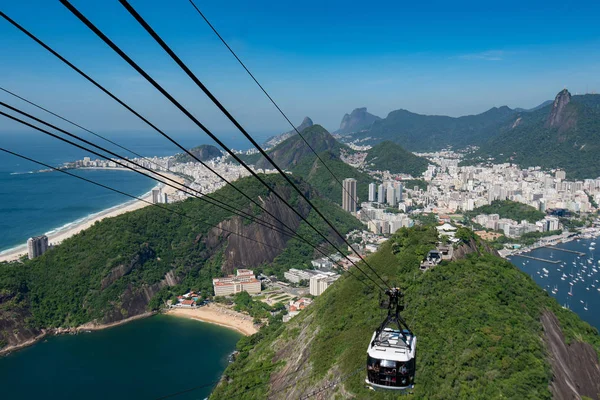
{"left": 509, "top": 237, "right": 600, "bottom": 330}
{"left": 0, "top": 129, "right": 273, "bottom": 252}
{"left": 0, "top": 315, "right": 241, "bottom": 400}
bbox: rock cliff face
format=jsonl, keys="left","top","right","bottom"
{"left": 204, "top": 190, "right": 312, "bottom": 273}
{"left": 336, "top": 107, "right": 381, "bottom": 134}
{"left": 542, "top": 311, "right": 600, "bottom": 399}
{"left": 545, "top": 89, "right": 572, "bottom": 129}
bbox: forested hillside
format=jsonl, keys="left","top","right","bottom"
{"left": 348, "top": 106, "right": 516, "bottom": 150}
{"left": 211, "top": 226, "right": 600, "bottom": 399}
{"left": 365, "top": 141, "right": 429, "bottom": 176}
{"left": 252, "top": 125, "right": 349, "bottom": 170}
{"left": 469, "top": 90, "right": 600, "bottom": 179}
{"left": 0, "top": 175, "right": 362, "bottom": 352}
{"left": 173, "top": 144, "right": 222, "bottom": 163}
{"left": 464, "top": 200, "right": 545, "bottom": 223}
{"left": 291, "top": 151, "right": 371, "bottom": 205}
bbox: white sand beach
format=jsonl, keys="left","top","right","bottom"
{"left": 0, "top": 171, "right": 186, "bottom": 263}
{"left": 167, "top": 304, "right": 258, "bottom": 336}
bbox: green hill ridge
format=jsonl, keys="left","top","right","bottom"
{"left": 470, "top": 90, "right": 600, "bottom": 179}
{"left": 211, "top": 226, "right": 600, "bottom": 399}
{"left": 365, "top": 141, "right": 429, "bottom": 176}
{"left": 173, "top": 144, "right": 222, "bottom": 163}
{"left": 0, "top": 175, "right": 362, "bottom": 352}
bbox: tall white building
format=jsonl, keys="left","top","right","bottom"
{"left": 152, "top": 188, "right": 161, "bottom": 204}
{"left": 377, "top": 184, "right": 386, "bottom": 204}
{"left": 368, "top": 183, "right": 376, "bottom": 202}
{"left": 386, "top": 184, "right": 397, "bottom": 207}
{"left": 309, "top": 272, "right": 340, "bottom": 296}
{"left": 27, "top": 235, "right": 48, "bottom": 260}
{"left": 342, "top": 178, "right": 357, "bottom": 213}
{"left": 394, "top": 182, "right": 403, "bottom": 202}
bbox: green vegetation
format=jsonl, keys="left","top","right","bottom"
{"left": 173, "top": 144, "right": 222, "bottom": 163}
{"left": 465, "top": 200, "right": 545, "bottom": 223}
{"left": 290, "top": 151, "right": 372, "bottom": 205}
{"left": 211, "top": 226, "right": 600, "bottom": 399}
{"left": 403, "top": 179, "right": 428, "bottom": 191}
{"left": 0, "top": 174, "right": 359, "bottom": 332}
{"left": 470, "top": 93, "right": 600, "bottom": 179}
{"left": 252, "top": 125, "right": 350, "bottom": 170}
{"left": 350, "top": 106, "right": 516, "bottom": 151}
{"left": 364, "top": 141, "right": 429, "bottom": 176}
{"left": 266, "top": 196, "right": 363, "bottom": 276}
{"left": 412, "top": 213, "right": 438, "bottom": 226}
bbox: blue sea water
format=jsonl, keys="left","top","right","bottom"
{"left": 509, "top": 237, "right": 600, "bottom": 330}
{"left": 0, "top": 315, "right": 241, "bottom": 400}
{"left": 0, "top": 130, "right": 272, "bottom": 252}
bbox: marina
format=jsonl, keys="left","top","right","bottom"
{"left": 509, "top": 236, "right": 600, "bottom": 330}
{"left": 511, "top": 254, "right": 560, "bottom": 264}
{"left": 544, "top": 246, "right": 586, "bottom": 256}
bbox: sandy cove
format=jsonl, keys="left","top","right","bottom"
{"left": 0, "top": 171, "right": 186, "bottom": 263}
{"left": 167, "top": 304, "right": 258, "bottom": 336}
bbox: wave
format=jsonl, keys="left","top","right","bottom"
{"left": 10, "top": 171, "right": 36, "bottom": 175}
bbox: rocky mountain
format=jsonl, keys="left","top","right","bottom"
{"left": 335, "top": 107, "right": 381, "bottom": 135}
{"left": 0, "top": 175, "right": 361, "bottom": 354}
{"left": 211, "top": 226, "right": 600, "bottom": 399}
{"left": 254, "top": 125, "right": 348, "bottom": 170}
{"left": 173, "top": 144, "right": 222, "bottom": 163}
{"left": 471, "top": 90, "right": 600, "bottom": 179}
{"left": 263, "top": 117, "right": 314, "bottom": 148}
{"left": 364, "top": 141, "right": 429, "bottom": 176}
{"left": 348, "top": 105, "right": 517, "bottom": 151}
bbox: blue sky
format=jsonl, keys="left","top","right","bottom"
{"left": 1, "top": 0, "right": 600, "bottom": 139}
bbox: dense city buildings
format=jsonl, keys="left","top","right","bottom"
{"left": 212, "top": 269, "right": 261, "bottom": 296}
{"left": 63, "top": 155, "right": 278, "bottom": 204}
{"left": 27, "top": 235, "right": 48, "bottom": 260}
{"left": 342, "top": 178, "right": 358, "bottom": 213}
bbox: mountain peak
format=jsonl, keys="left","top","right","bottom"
{"left": 298, "top": 117, "right": 313, "bottom": 131}
{"left": 337, "top": 107, "right": 381, "bottom": 134}
{"left": 546, "top": 89, "right": 572, "bottom": 128}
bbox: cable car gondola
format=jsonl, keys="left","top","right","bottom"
{"left": 366, "top": 287, "right": 416, "bottom": 390}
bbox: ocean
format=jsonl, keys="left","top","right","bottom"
{"left": 508, "top": 237, "right": 600, "bottom": 330}
{"left": 0, "top": 129, "right": 272, "bottom": 253}
{"left": 0, "top": 315, "right": 241, "bottom": 399}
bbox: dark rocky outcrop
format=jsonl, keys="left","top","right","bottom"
{"left": 336, "top": 107, "right": 381, "bottom": 134}
{"left": 541, "top": 310, "right": 600, "bottom": 399}
{"left": 546, "top": 89, "right": 572, "bottom": 129}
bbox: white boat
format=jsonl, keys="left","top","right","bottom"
{"left": 584, "top": 303, "right": 588, "bottom": 311}
{"left": 569, "top": 285, "right": 573, "bottom": 296}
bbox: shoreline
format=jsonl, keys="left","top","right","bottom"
{"left": 0, "top": 170, "right": 186, "bottom": 263}
{"left": 166, "top": 304, "right": 258, "bottom": 336}
{"left": 0, "top": 311, "right": 156, "bottom": 357}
